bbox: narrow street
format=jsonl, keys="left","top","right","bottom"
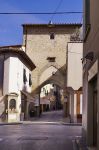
{"left": 33, "top": 110, "right": 70, "bottom": 123}
{"left": 0, "top": 111, "right": 82, "bottom": 150}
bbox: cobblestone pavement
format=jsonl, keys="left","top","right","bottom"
{"left": 0, "top": 110, "right": 82, "bottom": 150}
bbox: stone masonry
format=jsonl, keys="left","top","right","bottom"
{"left": 22, "top": 24, "right": 82, "bottom": 94}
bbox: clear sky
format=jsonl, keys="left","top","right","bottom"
{"left": 0, "top": 0, "right": 82, "bottom": 46}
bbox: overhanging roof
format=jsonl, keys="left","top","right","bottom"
{"left": 0, "top": 48, "right": 36, "bottom": 71}
{"left": 22, "top": 23, "right": 82, "bottom": 27}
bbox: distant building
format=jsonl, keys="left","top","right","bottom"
{"left": 83, "top": 0, "right": 99, "bottom": 149}
{"left": 40, "top": 84, "right": 63, "bottom": 112}
{"left": 0, "top": 46, "right": 36, "bottom": 122}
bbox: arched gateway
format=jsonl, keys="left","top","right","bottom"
{"left": 22, "top": 23, "right": 82, "bottom": 117}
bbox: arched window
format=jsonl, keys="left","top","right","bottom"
{"left": 9, "top": 99, "right": 16, "bottom": 110}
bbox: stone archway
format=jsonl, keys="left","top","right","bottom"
{"left": 39, "top": 65, "right": 58, "bottom": 85}
{"left": 38, "top": 63, "right": 66, "bottom": 88}
{"left": 39, "top": 80, "right": 65, "bottom": 113}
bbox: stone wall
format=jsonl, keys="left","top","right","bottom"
{"left": 23, "top": 25, "right": 81, "bottom": 93}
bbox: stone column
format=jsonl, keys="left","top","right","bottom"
{"left": 82, "top": 65, "right": 89, "bottom": 145}
{"left": 63, "top": 101, "right": 68, "bottom": 117}
{"left": 70, "top": 93, "right": 74, "bottom": 123}
{"left": 26, "top": 101, "right": 29, "bottom": 120}
{"left": 63, "top": 88, "right": 69, "bottom": 117}
{"left": 36, "top": 91, "right": 41, "bottom": 117}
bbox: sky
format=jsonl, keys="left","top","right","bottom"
{"left": 0, "top": 0, "right": 83, "bottom": 46}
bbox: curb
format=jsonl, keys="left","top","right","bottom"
{"left": 62, "top": 123, "right": 82, "bottom": 126}
{"left": 22, "top": 121, "right": 82, "bottom": 126}
{"left": 0, "top": 122, "right": 23, "bottom": 126}
{"left": 0, "top": 122, "right": 82, "bottom": 126}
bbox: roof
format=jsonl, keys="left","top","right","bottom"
{"left": 0, "top": 45, "right": 22, "bottom": 49}
{"left": 0, "top": 47, "right": 36, "bottom": 71}
{"left": 22, "top": 23, "right": 82, "bottom": 27}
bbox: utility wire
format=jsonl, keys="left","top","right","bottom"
{"left": 50, "top": 0, "right": 64, "bottom": 21}
{"left": 0, "top": 12, "right": 83, "bottom": 15}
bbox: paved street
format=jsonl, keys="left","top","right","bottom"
{"left": 33, "top": 110, "right": 70, "bottom": 123}
{"left": 0, "top": 111, "right": 82, "bottom": 150}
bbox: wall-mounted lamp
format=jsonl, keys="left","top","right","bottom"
{"left": 81, "top": 52, "right": 94, "bottom": 64}
{"left": 85, "top": 52, "right": 94, "bottom": 61}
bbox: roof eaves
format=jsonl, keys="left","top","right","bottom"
{"left": 0, "top": 48, "right": 36, "bottom": 71}
{"left": 22, "top": 23, "right": 82, "bottom": 27}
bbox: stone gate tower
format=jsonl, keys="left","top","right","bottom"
{"left": 22, "top": 23, "right": 81, "bottom": 95}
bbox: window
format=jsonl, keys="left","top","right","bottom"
{"left": 50, "top": 33, "right": 55, "bottom": 39}
{"left": 84, "top": 0, "right": 90, "bottom": 41}
{"left": 9, "top": 99, "right": 16, "bottom": 110}
{"left": 23, "top": 69, "right": 27, "bottom": 84}
{"left": 47, "top": 57, "right": 56, "bottom": 62}
{"left": 29, "top": 73, "right": 32, "bottom": 86}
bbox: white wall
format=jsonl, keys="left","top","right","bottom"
{"left": 9, "top": 57, "right": 19, "bottom": 93}
{"left": 24, "top": 66, "right": 31, "bottom": 93}
{"left": 80, "top": 94, "right": 82, "bottom": 114}
{"left": 3, "top": 58, "right": 10, "bottom": 95}
{"left": 3, "top": 57, "right": 31, "bottom": 95}
{"left": 67, "top": 42, "right": 83, "bottom": 90}
{"left": 74, "top": 94, "right": 77, "bottom": 115}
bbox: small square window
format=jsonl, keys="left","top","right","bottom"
{"left": 47, "top": 57, "right": 56, "bottom": 62}
{"left": 50, "top": 33, "right": 55, "bottom": 40}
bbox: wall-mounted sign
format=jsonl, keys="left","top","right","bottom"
{"left": 88, "top": 60, "right": 98, "bottom": 81}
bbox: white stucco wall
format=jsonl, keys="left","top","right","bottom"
{"left": 74, "top": 94, "right": 77, "bottom": 115}
{"left": 25, "top": 66, "right": 31, "bottom": 92}
{"left": 3, "top": 57, "right": 31, "bottom": 95}
{"left": 3, "top": 58, "right": 10, "bottom": 95}
{"left": 67, "top": 42, "right": 83, "bottom": 90}
{"left": 80, "top": 94, "right": 82, "bottom": 114}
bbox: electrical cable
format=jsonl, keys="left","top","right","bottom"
{"left": 0, "top": 12, "right": 83, "bottom": 15}
{"left": 50, "top": 0, "right": 64, "bottom": 21}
